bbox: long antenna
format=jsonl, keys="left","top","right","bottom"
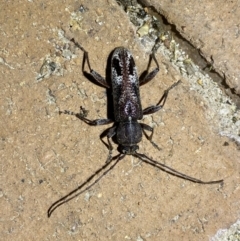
{"left": 135, "top": 153, "right": 223, "bottom": 184}
{"left": 48, "top": 154, "right": 125, "bottom": 217}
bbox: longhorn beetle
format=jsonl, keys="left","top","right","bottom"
{"left": 48, "top": 39, "right": 223, "bottom": 217}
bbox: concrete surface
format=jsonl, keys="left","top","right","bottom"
{"left": 146, "top": 0, "right": 240, "bottom": 95}
{"left": 1, "top": 0, "right": 239, "bottom": 240}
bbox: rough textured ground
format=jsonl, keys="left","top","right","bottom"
{"left": 1, "top": 0, "right": 239, "bottom": 241}
{"left": 147, "top": 0, "right": 240, "bottom": 95}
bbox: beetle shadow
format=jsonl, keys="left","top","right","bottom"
{"left": 81, "top": 48, "right": 115, "bottom": 121}
{"left": 105, "top": 49, "right": 115, "bottom": 120}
